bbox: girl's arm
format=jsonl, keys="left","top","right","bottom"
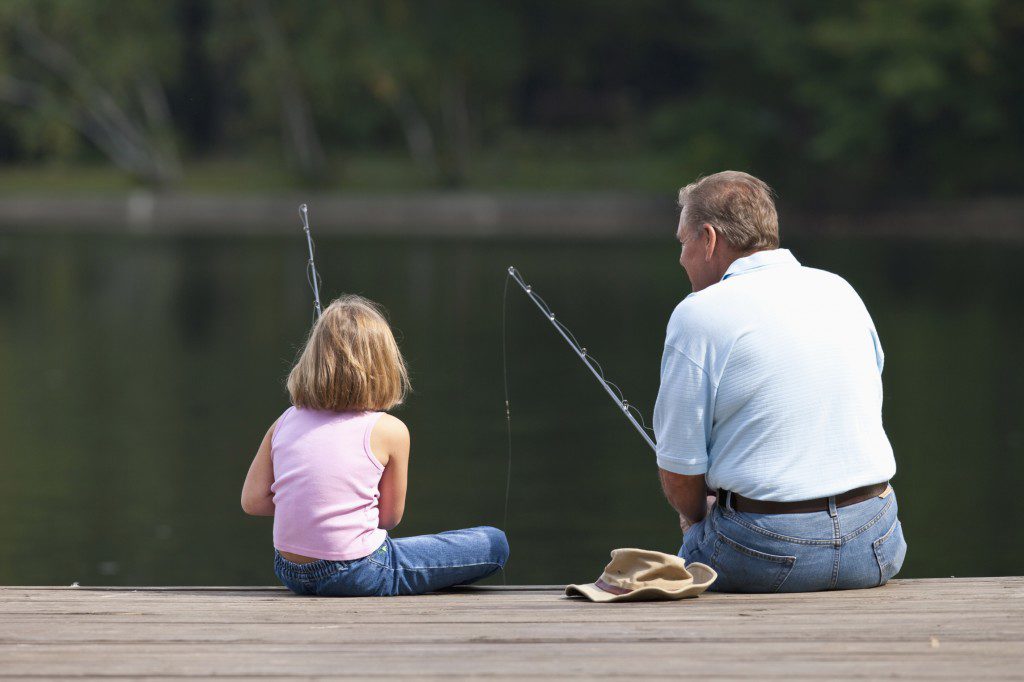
{"left": 241, "top": 420, "right": 278, "bottom": 516}
{"left": 370, "top": 414, "right": 410, "bottom": 530}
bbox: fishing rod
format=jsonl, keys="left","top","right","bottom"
{"left": 506, "top": 266, "right": 657, "bottom": 452}
{"left": 299, "top": 203, "right": 323, "bottom": 319}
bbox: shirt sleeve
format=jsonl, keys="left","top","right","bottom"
{"left": 652, "top": 344, "right": 715, "bottom": 475}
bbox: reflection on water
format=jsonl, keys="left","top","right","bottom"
{"left": 0, "top": 233, "right": 1022, "bottom": 585}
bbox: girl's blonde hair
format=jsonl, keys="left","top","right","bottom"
{"left": 287, "top": 295, "right": 411, "bottom": 412}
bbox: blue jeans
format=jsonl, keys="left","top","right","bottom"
{"left": 274, "top": 526, "right": 509, "bottom": 596}
{"left": 681, "top": 489, "right": 907, "bottom": 593}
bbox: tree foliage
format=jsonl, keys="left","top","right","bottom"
{"left": 0, "top": 0, "right": 183, "bottom": 184}
{"left": 0, "top": 0, "right": 1020, "bottom": 201}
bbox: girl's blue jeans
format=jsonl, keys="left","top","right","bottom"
{"left": 274, "top": 526, "right": 509, "bottom": 597}
{"left": 682, "top": 488, "right": 907, "bottom": 593}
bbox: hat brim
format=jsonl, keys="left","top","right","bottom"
{"left": 564, "top": 563, "right": 718, "bottom": 603}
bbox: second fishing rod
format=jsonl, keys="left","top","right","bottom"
{"left": 506, "top": 266, "right": 657, "bottom": 453}
{"left": 296, "top": 214, "right": 655, "bottom": 454}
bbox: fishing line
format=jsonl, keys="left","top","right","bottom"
{"left": 500, "top": 273, "right": 513, "bottom": 585}
{"left": 298, "top": 205, "right": 516, "bottom": 587}
{"left": 499, "top": 265, "right": 657, "bottom": 583}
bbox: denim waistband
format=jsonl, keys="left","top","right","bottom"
{"left": 274, "top": 551, "right": 345, "bottom": 581}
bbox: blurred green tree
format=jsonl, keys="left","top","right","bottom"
{"left": 648, "top": 0, "right": 1021, "bottom": 203}
{"left": 317, "top": 0, "right": 523, "bottom": 185}
{"left": 0, "top": 0, "right": 182, "bottom": 185}
{"left": 0, "top": 0, "right": 1021, "bottom": 199}
{"left": 205, "top": 0, "right": 521, "bottom": 186}
{"left": 205, "top": 0, "right": 328, "bottom": 184}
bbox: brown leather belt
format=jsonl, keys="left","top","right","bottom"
{"left": 719, "top": 482, "right": 890, "bottom": 515}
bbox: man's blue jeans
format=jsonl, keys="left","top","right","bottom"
{"left": 681, "top": 489, "right": 907, "bottom": 592}
{"left": 274, "top": 526, "right": 509, "bottom": 596}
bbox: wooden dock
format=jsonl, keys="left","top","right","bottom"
{"left": 2, "top": 578, "right": 1022, "bottom": 679}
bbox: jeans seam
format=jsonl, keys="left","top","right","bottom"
{"left": 829, "top": 503, "right": 841, "bottom": 590}
{"left": 709, "top": 536, "right": 722, "bottom": 566}
{"left": 773, "top": 563, "right": 795, "bottom": 593}
{"left": 274, "top": 550, "right": 361, "bottom": 581}
{"left": 396, "top": 561, "right": 502, "bottom": 572}
{"left": 716, "top": 533, "right": 796, "bottom": 564}
{"left": 872, "top": 518, "right": 901, "bottom": 551}
{"left": 714, "top": 535, "right": 797, "bottom": 593}
{"left": 839, "top": 496, "right": 894, "bottom": 542}
{"left": 720, "top": 508, "right": 834, "bottom": 545}
{"left": 872, "top": 519, "right": 902, "bottom": 586}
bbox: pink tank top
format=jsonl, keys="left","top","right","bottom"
{"left": 270, "top": 407, "right": 387, "bottom": 560}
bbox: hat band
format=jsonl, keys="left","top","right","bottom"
{"left": 594, "top": 578, "right": 631, "bottom": 595}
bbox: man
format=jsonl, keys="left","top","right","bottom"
{"left": 653, "top": 171, "right": 906, "bottom": 593}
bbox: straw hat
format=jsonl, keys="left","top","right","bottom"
{"left": 565, "top": 548, "right": 717, "bottom": 603}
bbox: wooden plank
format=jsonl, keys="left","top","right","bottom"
{"left": 1, "top": 579, "right": 1021, "bottom": 679}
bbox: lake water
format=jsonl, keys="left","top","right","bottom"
{"left": 1, "top": 232, "right": 1021, "bottom": 586}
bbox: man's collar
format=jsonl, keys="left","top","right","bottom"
{"left": 721, "top": 248, "right": 799, "bottom": 281}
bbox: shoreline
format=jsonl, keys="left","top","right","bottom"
{"left": 1, "top": 191, "right": 1022, "bottom": 240}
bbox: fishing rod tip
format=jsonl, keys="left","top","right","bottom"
{"left": 299, "top": 203, "right": 308, "bottom": 214}
{"left": 507, "top": 265, "right": 515, "bottom": 274}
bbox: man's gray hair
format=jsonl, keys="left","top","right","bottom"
{"left": 678, "top": 171, "right": 779, "bottom": 251}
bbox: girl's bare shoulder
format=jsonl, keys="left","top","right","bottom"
{"left": 370, "top": 413, "right": 410, "bottom": 465}
{"left": 375, "top": 413, "right": 409, "bottom": 438}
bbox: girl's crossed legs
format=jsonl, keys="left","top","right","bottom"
{"left": 275, "top": 526, "right": 509, "bottom": 597}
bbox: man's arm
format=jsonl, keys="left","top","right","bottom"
{"left": 658, "top": 468, "right": 712, "bottom": 532}
{"left": 653, "top": 342, "right": 716, "bottom": 532}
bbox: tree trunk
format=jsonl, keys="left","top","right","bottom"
{"left": 440, "top": 67, "right": 471, "bottom": 186}
{"left": 10, "top": 18, "right": 181, "bottom": 186}
{"left": 250, "top": 0, "right": 328, "bottom": 184}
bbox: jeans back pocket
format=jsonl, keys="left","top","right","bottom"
{"left": 872, "top": 519, "right": 907, "bottom": 586}
{"left": 711, "top": 533, "right": 797, "bottom": 593}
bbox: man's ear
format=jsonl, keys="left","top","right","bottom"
{"left": 703, "top": 224, "right": 716, "bottom": 262}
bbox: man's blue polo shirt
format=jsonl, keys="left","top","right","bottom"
{"left": 653, "top": 248, "right": 896, "bottom": 501}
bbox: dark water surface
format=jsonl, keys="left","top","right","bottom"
{"left": 1, "top": 233, "right": 1022, "bottom": 586}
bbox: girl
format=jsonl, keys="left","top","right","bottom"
{"left": 241, "top": 295, "right": 509, "bottom": 596}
